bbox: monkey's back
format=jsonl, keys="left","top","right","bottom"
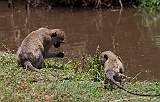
{"left": 104, "top": 55, "right": 124, "bottom": 74}
{"left": 15, "top": 28, "right": 48, "bottom": 67}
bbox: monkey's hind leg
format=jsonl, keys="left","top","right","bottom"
{"left": 114, "top": 73, "right": 126, "bottom": 87}
{"left": 105, "top": 71, "right": 116, "bottom": 90}
{"left": 24, "top": 61, "right": 43, "bottom": 72}
{"left": 24, "top": 61, "right": 59, "bottom": 77}
{"left": 103, "top": 78, "right": 114, "bottom": 91}
{"left": 103, "top": 74, "right": 109, "bottom": 89}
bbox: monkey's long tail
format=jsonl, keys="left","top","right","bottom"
{"left": 109, "top": 77, "right": 160, "bottom": 96}
{"left": 24, "top": 61, "right": 59, "bottom": 77}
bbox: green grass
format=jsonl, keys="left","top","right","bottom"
{"left": 0, "top": 51, "right": 160, "bottom": 102}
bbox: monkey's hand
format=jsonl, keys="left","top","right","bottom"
{"left": 44, "top": 52, "right": 64, "bottom": 58}
{"left": 56, "top": 52, "right": 64, "bottom": 58}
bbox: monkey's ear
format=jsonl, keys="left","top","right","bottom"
{"left": 51, "top": 32, "right": 57, "bottom": 37}
{"left": 104, "top": 54, "right": 108, "bottom": 60}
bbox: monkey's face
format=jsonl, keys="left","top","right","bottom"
{"left": 99, "top": 51, "right": 116, "bottom": 65}
{"left": 99, "top": 54, "right": 106, "bottom": 65}
{"left": 50, "top": 29, "right": 65, "bottom": 48}
{"left": 53, "top": 38, "right": 65, "bottom": 48}
{"left": 54, "top": 42, "right": 61, "bottom": 48}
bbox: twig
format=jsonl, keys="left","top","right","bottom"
{"left": 1, "top": 42, "right": 10, "bottom": 52}
{"left": 130, "top": 72, "right": 142, "bottom": 82}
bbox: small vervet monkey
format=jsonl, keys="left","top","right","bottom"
{"left": 16, "top": 28, "right": 65, "bottom": 76}
{"left": 99, "top": 51, "right": 160, "bottom": 96}
{"left": 99, "top": 51, "right": 125, "bottom": 89}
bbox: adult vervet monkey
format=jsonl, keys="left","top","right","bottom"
{"left": 16, "top": 28, "right": 65, "bottom": 76}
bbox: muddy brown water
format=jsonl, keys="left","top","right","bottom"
{"left": 0, "top": 1, "right": 160, "bottom": 81}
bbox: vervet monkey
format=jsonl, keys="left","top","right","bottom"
{"left": 99, "top": 51, "right": 125, "bottom": 89}
{"left": 16, "top": 28, "right": 65, "bottom": 77}
{"left": 99, "top": 51, "right": 160, "bottom": 96}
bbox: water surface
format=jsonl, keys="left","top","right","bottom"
{"left": 0, "top": 1, "right": 160, "bottom": 81}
